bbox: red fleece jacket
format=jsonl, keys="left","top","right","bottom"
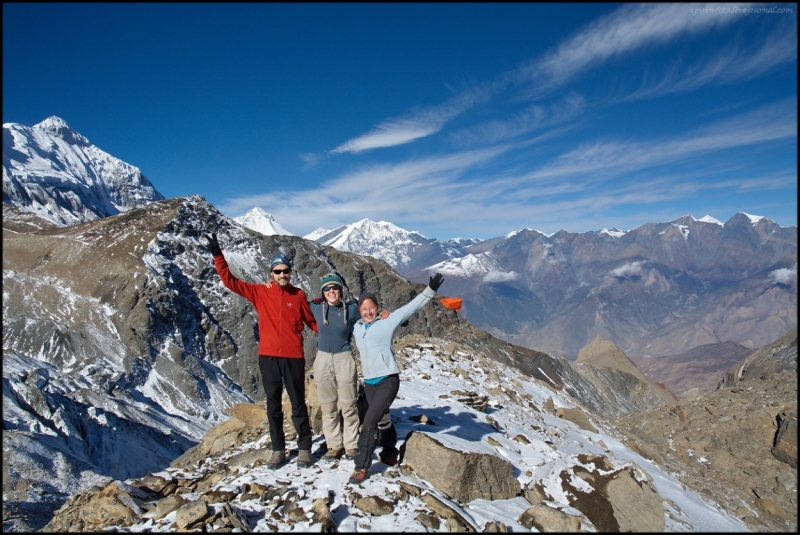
{"left": 214, "top": 255, "right": 318, "bottom": 358}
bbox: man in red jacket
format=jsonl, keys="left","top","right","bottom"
{"left": 206, "top": 233, "right": 318, "bottom": 469}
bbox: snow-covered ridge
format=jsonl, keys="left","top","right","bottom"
{"left": 303, "top": 227, "right": 333, "bottom": 241}
{"left": 56, "top": 338, "right": 748, "bottom": 532}
{"left": 307, "top": 218, "right": 434, "bottom": 269}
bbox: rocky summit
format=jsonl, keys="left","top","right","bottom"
{"left": 40, "top": 338, "right": 751, "bottom": 533}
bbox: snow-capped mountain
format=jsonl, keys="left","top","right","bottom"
{"left": 233, "top": 206, "right": 294, "bottom": 236}
{"left": 3, "top": 116, "right": 164, "bottom": 226}
{"left": 306, "top": 218, "right": 481, "bottom": 273}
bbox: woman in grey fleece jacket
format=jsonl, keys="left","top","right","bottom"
{"left": 348, "top": 273, "right": 444, "bottom": 485}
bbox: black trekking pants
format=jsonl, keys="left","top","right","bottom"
{"left": 259, "top": 356, "right": 312, "bottom": 452}
{"left": 354, "top": 374, "right": 399, "bottom": 471}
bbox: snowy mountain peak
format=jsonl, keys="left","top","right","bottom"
{"left": 698, "top": 215, "right": 723, "bottom": 225}
{"left": 309, "top": 218, "right": 434, "bottom": 269}
{"left": 36, "top": 115, "right": 71, "bottom": 131}
{"left": 233, "top": 207, "right": 294, "bottom": 236}
{"left": 741, "top": 212, "right": 765, "bottom": 225}
{"left": 427, "top": 252, "right": 504, "bottom": 278}
{"left": 599, "top": 228, "right": 627, "bottom": 238}
{"left": 3, "top": 117, "right": 164, "bottom": 226}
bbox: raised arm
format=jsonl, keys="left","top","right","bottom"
{"left": 205, "top": 233, "right": 261, "bottom": 301}
{"left": 380, "top": 274, "right": 444, "bottom": 331}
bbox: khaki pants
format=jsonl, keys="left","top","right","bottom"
{"left": 313, "top": 350, "right": 359, "bottom": 451}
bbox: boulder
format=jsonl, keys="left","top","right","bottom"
{"left": 175, "top": 500, "right": 209, "bottom": 529}
{"left": 771, "top": 415, "right": 797, "bottom": 468}
{"left": 518, "top": 502, "right": 593, "bottom": 532}
{"left": 551, "top": 456, "right": 664, "bottom": 532}
{"left": 400, "top": 431, "right": 520, "bottom": 502}
{"left": 353, "top": 496, "right": 394, "bottom": 516}
{"left": 556, "top": 407, "right": 598, "bottom": 433}
{"left": 225, "top": 402, "right": 267, "bottom": 427}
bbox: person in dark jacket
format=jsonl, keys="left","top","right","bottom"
{"left": 348, "top": 273, "right": 444, "bottom": 485}
{"left": 205, "top": 233, "right": 317, "bottom": 469}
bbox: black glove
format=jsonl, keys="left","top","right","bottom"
{"left": 206, "top": 233, "right": 222, "bottom": 257}
{"left": 429, "top": 273, "right": 444, "bottom": 292}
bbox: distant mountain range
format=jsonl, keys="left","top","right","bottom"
{"left": 300, "top": 213, "right": 797, "bottom": 361}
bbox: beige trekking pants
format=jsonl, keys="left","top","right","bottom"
{"left": 313, "top": 350, "right": 360, "bottom": 451}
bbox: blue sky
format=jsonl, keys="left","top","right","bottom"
{"left": 3, "top": 3, "right": 797, "bottom": 239}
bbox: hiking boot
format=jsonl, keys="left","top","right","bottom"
{"left": 379, "top": 449, "right": 398, "bottom": 467}
{"left": 296, "top": 449, "right": 313, "bottom": 468}
{"left": 348, "top": 469, "right": 369, "bottom": 485}
{"left": 344, "top": 449, "right": 358, "bottom": 460}
{"left": 266, "top": 450, "right": 285, "bottom": 470}
{"left": 322, "top": 448, "right": 344, "bottom": 461}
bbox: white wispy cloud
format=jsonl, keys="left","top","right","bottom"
{"left": 623, "top": 19, "right": 797, "bottom": 100}
{"left": 222, "top": 98, "right": 796, "bottom": 238}
{"left": 526, "top": 99, "right": 796, "bottom": 181}
{"left": 219, "top": 145, "right": 511, "bottom": 231}
{"left": 448, "top": 94, "right": 586, "bottom": 146}
{"left": 329, "top": 89, "right": 489, "bottom": 154}
{"left": 525, "top": 3, "right": 752, "bottom": 90}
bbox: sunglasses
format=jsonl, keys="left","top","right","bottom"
{"left": 272, "top": 268, "right": 291, "bottom": 275}
{"left": 322, "top": 285, "right": 340, "bottom": 292}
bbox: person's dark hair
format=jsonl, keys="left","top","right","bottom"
{"left": 358, "top": 293, "right": 379, "bottom": 309}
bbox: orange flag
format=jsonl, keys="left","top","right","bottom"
{"left": 440, "top": 297, "right": 463, "bottom": 311}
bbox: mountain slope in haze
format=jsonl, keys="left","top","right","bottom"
{"left": 631, "top": 341, "right": 754, "bottom": 398}
{"left": 718, "top": 327, "right": 798, "bottom": 387}
{"left": 233, "top": 206, "right": 294, "bottom": 236}
{"left": 305, "top": 214, "right": 796, "bottom": 361}
{"left": 426, "top": 214, "right": 797, "bottom": 359}
{"left": 3, "top": 116, "right": 164, "bottom": 226}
